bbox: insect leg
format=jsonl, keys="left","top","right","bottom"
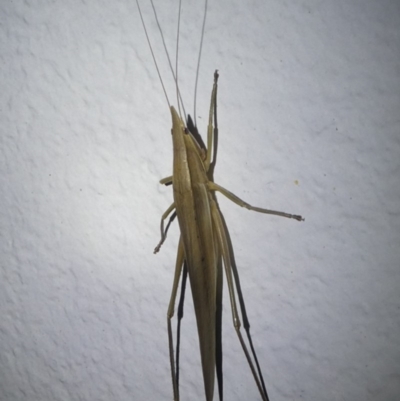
{"left": 210, "top": 200, "right": 270, "bottom": 401}
{"left": 154, "top": 202, "right": 176, "bottom": 253}
{"left": 208, "top": 182, "right": 304, "bottom": 221}
{"left": 215, "top": 251, "right": 224, "bottom": 401}
{"left": 160, "top": 175, "right": 173, "bottom": 185}
{"left": 219, "top": 209, "right": 270, "bottom": 400}
{"left": 205, "top": 70, "right": 219, "bottom": 172}
{"left": 167, "top": 237, "right": 185, "bottom": 401}
{"left": 175, "top": 260, "right": 188, "bottom": 394}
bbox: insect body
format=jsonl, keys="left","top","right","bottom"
{"left": 156, "top": 71, "right": 303, "bottom": 401}
{"left": 136, "top": 2, "right": 304, "bottom": 400}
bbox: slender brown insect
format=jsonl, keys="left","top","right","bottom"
{"left": 136, "top": 1, "right": 304, "bottom": 400}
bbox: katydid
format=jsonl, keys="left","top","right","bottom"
{"left": 136, "top": 1, "right": 304, "bottom": 400}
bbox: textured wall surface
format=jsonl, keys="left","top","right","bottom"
{"left": 1, "top": 1, "right": 399, "bottom": 400}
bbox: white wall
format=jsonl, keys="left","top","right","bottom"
{"left": 1, "top": 1, "right": 399, "bottom": 400}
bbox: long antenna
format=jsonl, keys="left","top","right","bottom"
{"left": 193, "top": 0, "right": 208, "bottom": 126}
{"left": 175, "top": 0, "right": 183, "bottom": 119}
{"left": 136, "top": 0, "right": 170, "bottom": 108}
{"left": 149, "top": 0, "right": 187, "bottom": 121}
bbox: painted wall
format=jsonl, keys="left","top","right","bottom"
{"left": 1, "top": 1, "right": 399, "bottom": 400}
